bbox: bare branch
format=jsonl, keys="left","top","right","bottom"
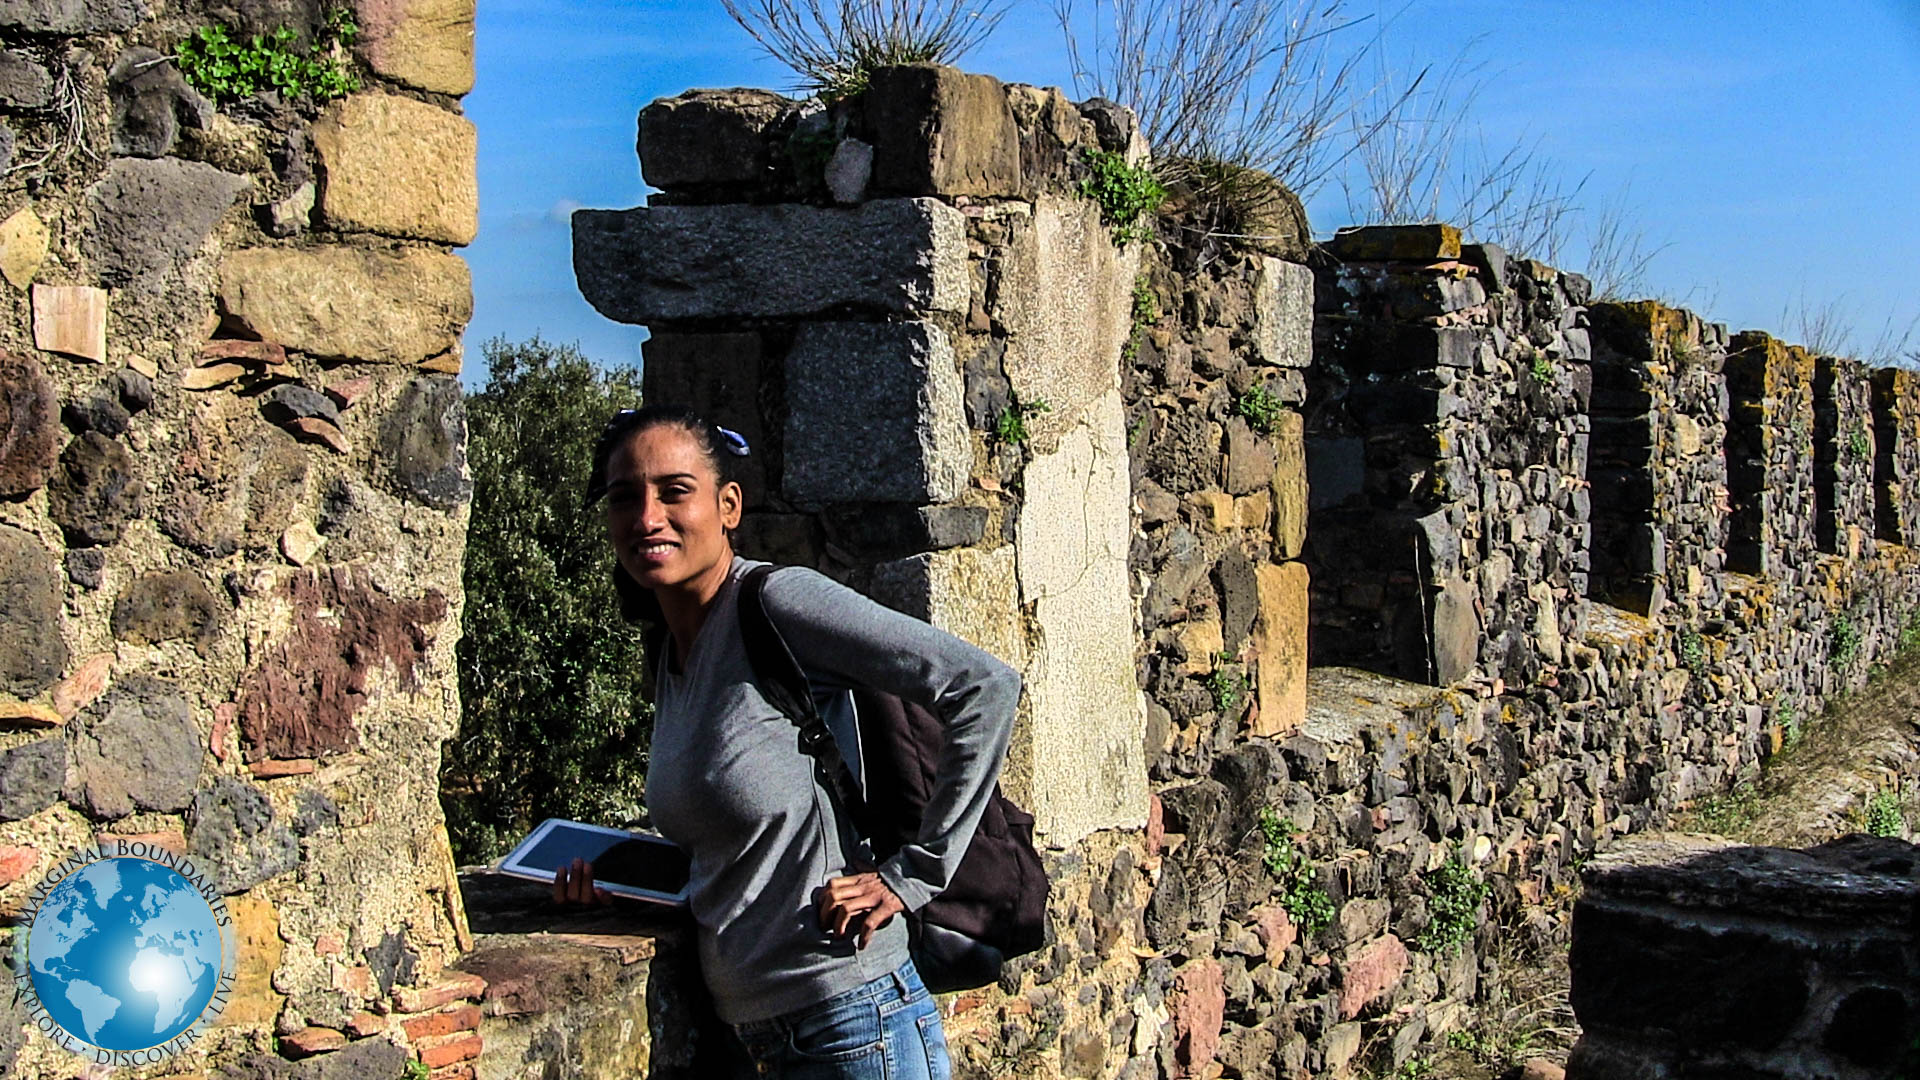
{"left": 722, "top": 0, "right": 1010, "bottom": 96}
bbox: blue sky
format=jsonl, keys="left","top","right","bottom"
{"left": 458, "top": 0, "right": 1920, "bottom": 377}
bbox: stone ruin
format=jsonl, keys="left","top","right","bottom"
{"left": 538, "top": 62, "right": 1920, "bottom": 1080}
{"left": 1, "top": 17, "right": 1916, "bottom": 1078}
{"left": 1568, "top": 833, "right": 1918, "bottom": 1079}
{"left": 0, "top": 0, "right": 482, "bottom": 1076}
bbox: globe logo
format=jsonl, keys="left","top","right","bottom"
{"left": 12, "top": 844, "right": 237, "bottom": 1066}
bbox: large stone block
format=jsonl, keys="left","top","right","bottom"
{"left": 356, "top": 0, "right": 475, "bottom": 95}
{"left": 67, "top": 676, "right": 202, "bottom": 819}
{"left": 378, "top": 376, "right": 471, "bottom": 509}
{"left": 0, "top": 349, "right": 56, "bottom": 495}
{"left": 1013, "top": 390, "right": 1143, "bottom": 842}
{"left": 0, "top": 0, "right": 142, "bottom": 34}
{"left": 218, "top": 246, "right": 471, "bottom": 365}
{"left": 0, "top": 50, "right": 50, "bottom": 109}
{"left": 865, "top": 64, "right": 1022, "bottom": 198}
{"left": 86, "top": 157, "right": 249, "bottom": 289}
{"left": 111, "top": 569, "right": 226, "bottom": 655}
{"left": 1429, "top": 576, "right": 1478, "bottom": 686}
{"left": 999, "top": 196, "right": 1135, "bottom": 445}
{"left": 641, "top": 332, "right": 769, "bottom": 506}
{"left": 0, "top": 205, "right": 47, "bottom": 289}
{"left": 1253, "top": 257, "right": 1313, "bottom": 367}
{"left": 573, "top": 198, "right": 966, "bottom": 324}
{"left": 49, "top": 430, "right": 147, "bottom": 545}
{"left": 0, "top": 736, "right": 63, "bottom": 821}
{"left": 235, "top": 566, "right": 448, "bottom": 763}
{"left": 1326, "top": 223, "right": 1461, "bottom": 262}
{"left": 1252, "top": 561, "right": 1307, "bottom": 737}
{"left": 225, "top": 895, "right": 286, "bottom": 1025}
{"left": 783, "top": 321, "right": 969, "bottom": 505}
{"left": 0, "top": 524, "right": 65, "bottom": 699}
{"left": 870, "top": 544, "right": 1025, "bottom": 672}
{"left": 312, "top": 93, "right": 478, "bottom": 245}
{"left": 638, "top": 87, "right": 794, "bottom": 190}
{"left": 1270, "top": 411, "right": 1307, "bottom": 559}
{"left": 186, "top": 775, "right": 299, "bottom": 894}
{"left": 108, "top": 46, "right": 214, "bottom": 159}
{"left": 163, "top": 400, "right": 309, "bottom": 556}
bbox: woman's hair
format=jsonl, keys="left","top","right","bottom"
{"left": 586, "top": 404, "right": 750, "bottom": 625}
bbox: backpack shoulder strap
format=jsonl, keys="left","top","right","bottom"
{"left": 738, "top": 566, "right": 872, "bottom": 832}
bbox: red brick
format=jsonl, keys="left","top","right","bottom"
{"left": 401, "top": 1004, "right": 481, "bottom": 1040}
{"left": 1171, "top": 958, "right": 1224, "bottom": 1077}
{"left": 251, "top": 757, "right": 317, "bottom": 779}
{"left": 200, "top": 339, "right": 288, "bottom": 365}
{"left": 280, "top": 1026, "right": 348, "bottom": 1057}
{"left": 1337, "top": 934, "right": 1408, "bottom": 1020}
{"left": 0, "top": 845, "right": 39, "bottom": 888}
{"left": 1146, "top": 794, "right": 1165, "bottom": 858}
{"left": 346, "top": 1011, "right": 387, "bottom": 1038}
{"left": 393, "top": 973, "right": 487, "bottom": 1014}
{"left": 1248, "top": 904, "right": 1297, "bottom": 968}
{"left": 415, "top": 1033, "right": 482, "bottom": 1068}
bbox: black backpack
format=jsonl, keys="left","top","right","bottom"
{"left": 735, "top": 565, "right": 1049, "bottom": 993}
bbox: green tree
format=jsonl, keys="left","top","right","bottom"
{"left": 446, "top": 337, "right": 650, "bottom": 864}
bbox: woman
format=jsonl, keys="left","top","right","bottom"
{"left": 558, "top": 405, "right": 1021, "bottom": 1080}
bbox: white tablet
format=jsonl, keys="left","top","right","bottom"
{"left": 495, "top": 819, "right": 692, "bottom": 906}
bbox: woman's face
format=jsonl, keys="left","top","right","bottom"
{"left": 603, "top": 425, "right": 742, "bottom": 593}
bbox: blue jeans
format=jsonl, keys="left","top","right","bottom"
{"left": 729, "top": 961, "right": 952, "bottom": 1080}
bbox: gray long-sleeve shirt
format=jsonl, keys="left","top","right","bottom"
{"left": 646, "top": 555, "right": 1022, "bottom": 1023}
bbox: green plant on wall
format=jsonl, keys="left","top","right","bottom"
{"left": 1901, "top": 608, "right": 1920, "bottom": 653}
{"left": 1678, "top": 627, "right": 1707, "bottom": 675}
{"left": 176, "top": 6, "right": 359, "bottom": 106}
{"left": 1847, "top": 423, "right": 1871, "bottom": 459}
{"left": 1122, "top": 276, "right": 1159, "bottom": 364}
{"left": 1829, "top": 612, "right": 1862, "bottom": 670}
{"left": 1776, "top": 697, "right": 1802, "bottom": 752}
{"left": 1204, "top": 653, "right": 1244, "bottom": 713}
{"left": 1866, "top": 786, "right": 1904, "bottom": 838}
{"left": 993, "top": 397, "right": 1051, "bottom": 446}
{"left": 1528, "top": 350, "right": 1553, "bottom": 385}
{"left": 1079, "top": 148, "right": 1165, "bottom": 245}
{"left": 1416, "top": 854, "right": 1488, "bottom": 954}
{"left": 1236, "top": 384, "right": 1282, "bottom": 435}
{"left": 1257, "top": 807, "right": 1335, "bottom": 933}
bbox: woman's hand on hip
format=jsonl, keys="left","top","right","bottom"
{"left": 816, "top": 871, "right": 904, "bottom": 950}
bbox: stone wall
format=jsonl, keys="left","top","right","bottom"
{"left": 574, "top": 64, "right": 1157, "bottom": 846}
{"left": 0, "top": 0, "right": 479, "bottom": 1076}
{"left": 1567, "top": 833, "right": 1919, "bottom": 1079}
{"left": 558, "top": 62, "right": 1920, "bottom": 1080}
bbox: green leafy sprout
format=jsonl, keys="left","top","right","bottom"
{"left": 1123, "top": 276, "right": 1159, "bottom": 364}
{"left": 1203, "top": 653, "right": 1244, "bottom": 713}
{"left": 1078, "top": 148, "right": 1165, "bottom": 245}
{"left": 176, "top": 7, "right": 360, "bottom": 107}
{"left": 1866, "top": 786, "right": 1904, "bottom": 838}
{"left": 1678, "top": 627, "right": 1706, "bottom": 675}
{"left": 1830, "top": 612, "right": 1862, "bottom": 670}
{"left": 1236, "top": 383, "right": 1283, "bottom": 435}
{"left": 1848, "top": 423, "right": 1871, "bottom": 459}
{"left": 1257, "top": 807, "right": 1335, "bottom": 933}
{"left": 992, "top": 397, "right": 1051, "bottom": 446}
{"left": 403, "top": 1062, "right": 430, "bottom": 1080}
{"left": 1528, "top": 350, "right": 1553, "bottom": 385}
{"left": 1416, "top": 855, "right": 1488, "bottom": 954}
